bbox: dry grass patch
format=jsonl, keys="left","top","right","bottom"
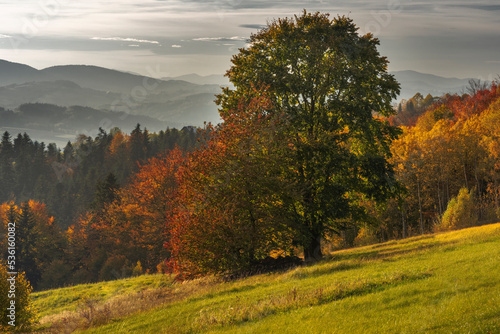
{"left": 37, "top": 288, "right": 173, "bottom": 333}
{"left": 35, "top": 275, "right": 225, "bottom": 333}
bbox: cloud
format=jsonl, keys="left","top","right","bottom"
{"left": 193, "top": 36, "right": 245, "bottom": 42}
{"left": 91, "top": 37, "right": 160, "bottom": 44}
{"left": 451, "top": 4, "right": 500, "bottom": 11}
{"left": 1, "top": 0, "right": 499, "bottom": 79}
{"left": 239, "top": 24, "right": 266, "bottom": 30}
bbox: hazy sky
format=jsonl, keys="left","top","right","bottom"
{"left": 0, "top": 0, "right": 499, "bottom": 79}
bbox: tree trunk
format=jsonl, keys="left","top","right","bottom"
{"left": 495, "top": 179, "right": 499, "bottom": 211}
{"left": 417, "top": 178, "right": 424, "bottom": 234}
{"left": 401, "top": 206, "right": 406, "bottom": 239}
{"left": 437, "top": 178, "right": 442, "bottom": 216}
{"left": 463, "top": 162, "right": 469, "bottom": 188}
{"left": 303, "top": 234, "right": 322, "bottom": 262}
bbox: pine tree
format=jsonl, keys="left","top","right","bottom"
{"left": 130, "top": 123, "right": 146, "bottom": 163}
{"left": 91, "top": 173, "right": 120, "bottom": 212}
{"left": 0, "top": 132, "right": 13, "bottom": 158}
{"left": 0, "top": 132, "right": 15, "bottom": 202}
{"left": 63, "top": 141, "right": 74, "bottom": 163}
{"left": 17, "top": 202, "right": 41, "bottom": 288}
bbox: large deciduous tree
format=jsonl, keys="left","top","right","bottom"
{"left": 167, "top": 94, "right": 299, "bottom": 278}
{"left": 217, "top": 11, "right": 401, "bottom": 261}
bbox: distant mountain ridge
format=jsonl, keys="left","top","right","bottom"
{"left": 390, "top": 70, "right": 472, "bottom": 101}
{"left": 0, "top": 59, "right": 475, "bottom": 108}
{"left": 0, "top": 59, "right": 223, "bottom": 126}
{"left": 0, "top": 80, "right": 120, "bottom": 110}
{"left": 0, "top": 102, "right": 172, "bottom": 148}
{"left": 0, "top": 59, "right": 55, "bottom": 85}
{"left": 0, "top": 59, "right": 480, "bottom": 146}
{"left": 169, "top": 69, "right": 474, "bottom": 101}
{"left": 0, "top": 59, "right": 227, "bottom": 146}
{"left": 163, "top": 73, "right": 231, "bottom": 86}
{"left": 40, "top": 65, "right": 222, "bottom": 96}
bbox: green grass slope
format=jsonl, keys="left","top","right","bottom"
{"left": 34, "top": 223, "right": 500, "bottom": 333}
{"left": 32, "top": 274, "right": 174, "bottom": 332}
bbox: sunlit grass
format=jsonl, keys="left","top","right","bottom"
{"left": 34, "top": 223, "right": 500, "bottom": 333}
{"left": 33, "top": 273, "right": 173, "bottom": 318}
{"left": 32, "top": 274, "right": 175, "bottom": 332}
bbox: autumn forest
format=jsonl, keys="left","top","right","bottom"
{"left": 0, "top": 11, "right": 499, "bottom": 298}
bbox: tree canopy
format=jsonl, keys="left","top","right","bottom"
{"left": 217, "top": 11, "right": 401, "bottom": 261}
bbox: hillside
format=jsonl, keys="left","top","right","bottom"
{"left": 40, "top": 65, "right": 221, "bottom": 98}
{"left": 391, "top": 70, "right": 471, "bottom": 100}
{"left": 33, "top": 223, "right": 500, "bottom": 333}
{"left": 0, "top": 60, "right": 222, "bottom": 138}
{"left": 0, "top": 59, "right": 54, "bottom": 86}
{"left": 163, "top": 73, "right": 231, "bottom": 86}
{"left": 166, "top": 70, "right": 473, "bottom": 102}
{"left": 0, "top": 81, "right": 120, "bottom": 110}
{"left": 0, "top": 103, "right": 173, "bottom": 147}
{"left": 0, "top": 59, "right": 478, "bottom": 146}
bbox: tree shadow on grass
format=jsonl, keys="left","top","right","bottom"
{"left": 285, "top": 262, "right": 362, "bottom": 280}
{"left": 329, "top": 238, "right": 460, "bottom": 264}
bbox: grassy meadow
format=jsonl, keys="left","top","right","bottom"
{"left": 33, "top": 223, "right": 500, "bottom": 333}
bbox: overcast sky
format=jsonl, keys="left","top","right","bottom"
{"left": 0, "top": 0, "right": 499, "bottom": 80}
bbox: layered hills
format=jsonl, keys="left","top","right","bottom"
{"left": 0, "top": 59, "right": 474, "bottom": 146}
{"left": 0, "top": 59, "right": 223, "bottom": 146}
